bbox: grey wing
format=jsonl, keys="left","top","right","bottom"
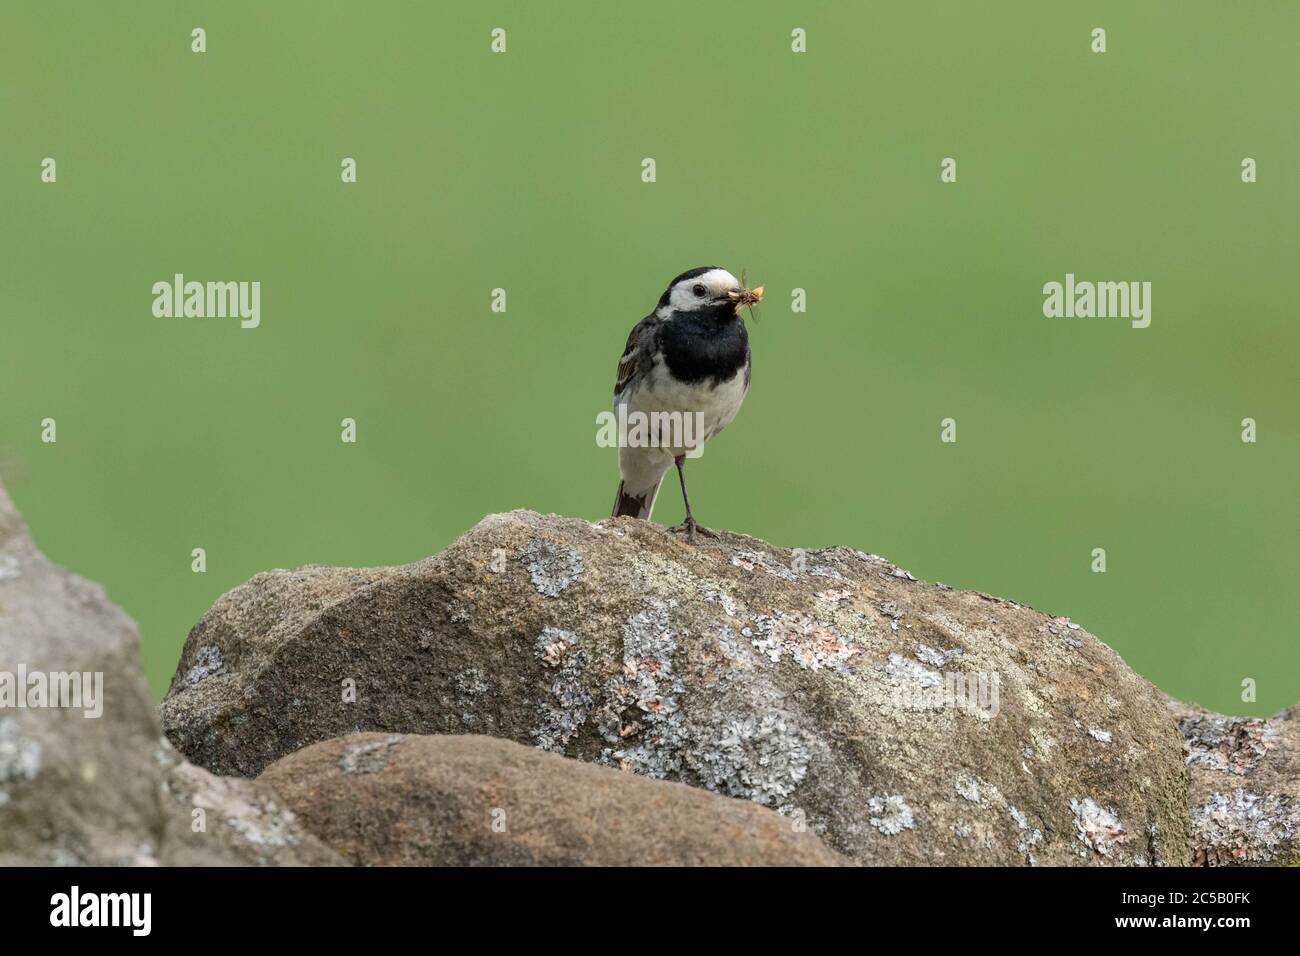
{"left": 613, "top": 313, "right": 661, "bottom": 400}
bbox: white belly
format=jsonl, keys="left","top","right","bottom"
{"left": 621, "top": 356, "right": 747, "bottom": 445}
{"left": 614, "top": 354, "right": 748, "bottom": 495}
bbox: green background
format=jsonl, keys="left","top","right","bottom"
{"left": 2, "top": 2, "right": 1296, "bottom": 712}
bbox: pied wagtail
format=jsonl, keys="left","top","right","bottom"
{"left": 610, "top": 267, "right": 763, "bottom": 542}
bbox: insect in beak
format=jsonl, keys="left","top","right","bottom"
{"left": 729, "top": 269, "right": 763, "bottom": 321}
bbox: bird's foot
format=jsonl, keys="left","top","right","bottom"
{"left": 668, "top": 517, "right": 719, "bottom": 544}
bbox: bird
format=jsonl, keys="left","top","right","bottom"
{"left": 610, "top": 266, "right": 762, "bottom": 542}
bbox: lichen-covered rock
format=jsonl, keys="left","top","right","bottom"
{"left": 163, "top": 510, "right": 1195, "bottom": 865}
{"left": 259, "top": 733, "right": 845, "bottom": 866}
{"left": 1169, "top": 699, "right": 1300, "bottom": 866}
{"left": 0, "top": 482, "right": 167, "bottom": 865}
{"left": 1273, "top": 702, "right": 1300, "bottom": 722}
{"left": 0, "top": 481, "right": 339, "bottom": 866}
{"left": 155, "top": 738, "right": 342, "bottom": 865}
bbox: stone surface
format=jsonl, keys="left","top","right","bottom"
{"left": 1169, "top": 699, "right": 1300, "bottom": 866}
{"left": 155, "top": 738, "right": 342, "bottom": 865}
{"left": 260, "top": 732, "right": 845, "bottom": 866}
{"left": 1272, "top": 702, "right": 1300, "bottom": 722}
{"left": 0, "top": 484, "right": 163, "bottom": 864}
{"left": 0, "top": 481, "right": 339, "bottom": 866}
{"left": 162, "top": 509, "right": 1197, "bottom": 865}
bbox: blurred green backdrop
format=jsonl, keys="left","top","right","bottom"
{"left": 2, "top": 2, "right": 1297, "bottom": 711}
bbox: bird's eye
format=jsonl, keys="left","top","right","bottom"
{"left": 692, "top": 284, "right": 707, "bottom": 297}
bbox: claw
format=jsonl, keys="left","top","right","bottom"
{"left": 668, "top": 517, "right": 719, "bottom": 544}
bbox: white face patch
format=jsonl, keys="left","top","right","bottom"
{"left": 665, "top": 268, "right": 740, "bottom": 313}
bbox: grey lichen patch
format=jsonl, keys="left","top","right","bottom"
{"left": 1043, "top": 616, "right": 1084, "bottom": 649}
{"left": 533, "top": 628, "right": 591, "bottom": 753}
{"left": 453, "top": 667, "right": 491, "bottom": 728}
{"left": 0, "top": 718, "right": 41, "bottom": 803}
{"left": 1070, "top": 797, "right": 1127, "bottom": 857}
{"left": 185, "top": 645, "right": 224, "bottom": 685}
{"left": 169, "top": 759, "right": 308, "bottom": 852}
{"left": 714, "top": 626, "right": 749, "bottom": 663}
{"left": 0, "top": 554, "right": 20, "bottom": 582}
{"left": 339, "top": 734, "right": 403, "bottom": 774}
{"left": 203, "top": 778, "right": 302, "bottom": 849}
{"left": 1191, "top": 789, "right": 1299, "bottom": 865}
{"left": 603, "top": 602, "right": 686, "bottom": 774}
{"left": 518, "top": 539, "right": 583, "bottom": 597}
{"left": 730, "top": 550, "right": 797, "bottom": 581}
{"left": 917, "top": 644, "right": 962, "bottom": 667}
{"left": 1180, "top": 714, "right": 1279, "bottom": 775}
{"left": 1088, "top": 726, "right": 1114, "bottom": 745}
{"left": 700, "top": 586, "right": 738, "bottom": 617}
{"left": 700, "top": 714, "right": 813, "bottom": 807}
{"left": 868, "top": 794, "right": 916, "bottom": 835}
{"left": 621, "top": 602, "right": 676, "bottom": 664}
{"left": 1008, "top": 805, "right": 1043, "bottom": 861}
{"left": 807, "top": 564, "right": 846, "bottom": 581}
{"left": 955, "top": 773, "right": 982, "bottom": 803}
{"left": 594, "top": 600, "right": 815, "bottom": 810}
{"left": 749, "top": 611, "right": 858, "bottom": 672}
{"left": 916, "top": 644, "right": 944, "bottom": 666}
{"left": 952, "top": 819, "right": 994, "bottom": 849}
{"left": 225, "top": 798, "right": 302, "bottom": 849}
{"left": 454, "top": 667, "right": 489, "bottom": 695}
{"left": 1030, "top": 727, "right": 1058, "bottom": 758}
{"left": 883, "top": 653, "right": 942, "bottom": 689}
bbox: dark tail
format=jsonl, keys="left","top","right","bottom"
{"left": 611, "top": 478, "right": 664, "bottom": 520}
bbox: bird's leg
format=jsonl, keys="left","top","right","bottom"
{"left": 667, "top": 454, "right": 718, "bottom": 543}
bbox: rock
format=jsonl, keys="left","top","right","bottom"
{"left": 259, "top": 733, "right": 845, "bottom": 866}
{"left": 1272, "top": 702, "right": 1300, "bottom": 722}
{"left": 163, "top": 510, "right": 1194, "bottom": 865}
{"left": 1169, "top": 699, "right": 1300, "bottom": 866}
{"left": 0, "top": 481, "right": 340, "bottom": 865}
{"left": 154, "top": 738, "right": 343, "bottom": 865}
{"left": 0, "top": 482, "right": 164, "bottom": 865}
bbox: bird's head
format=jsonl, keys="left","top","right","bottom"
{"left": 658, "top": 266, "right": 763, "bottom": 318}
